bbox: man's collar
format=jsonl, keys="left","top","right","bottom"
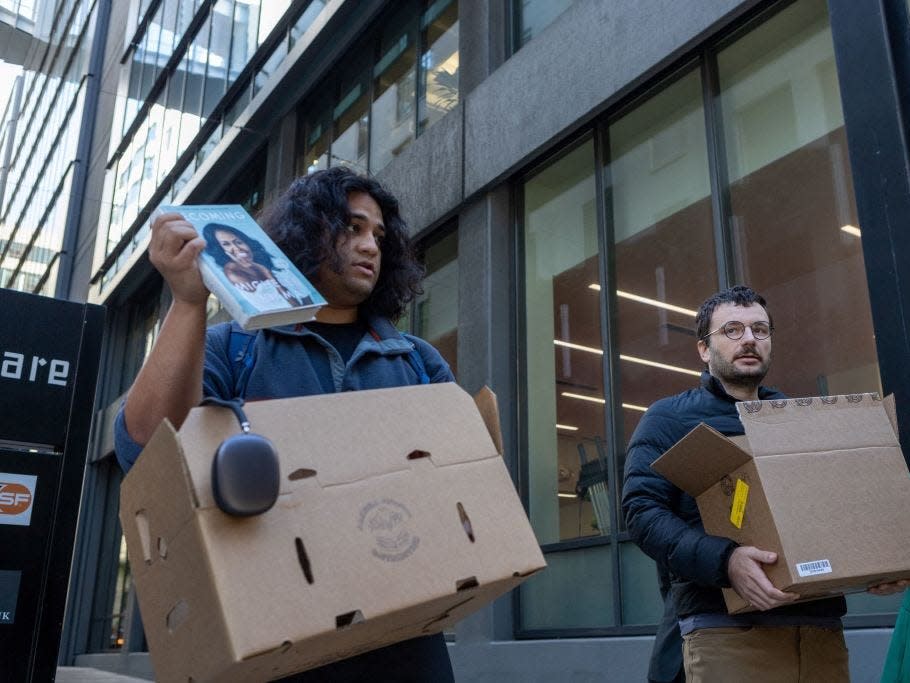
{"left": 700, "top": 371, "right": 777, "bottom": 402}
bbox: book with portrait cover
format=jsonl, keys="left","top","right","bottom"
{"left": 160, "top": 204, "right": 326, "bottom": 330}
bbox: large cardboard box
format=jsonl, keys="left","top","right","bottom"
{"left": 119, "top": 383, "right": 545, "bottom": 682}
{"left": 652, "top": 393, "right": 910, "bottom": 614}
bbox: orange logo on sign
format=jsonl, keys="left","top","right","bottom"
{"left": 0, "top": 483, "right": 32, "bottom": 515}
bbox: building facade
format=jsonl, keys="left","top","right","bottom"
{"left": 3, "top": 0, "right": 910, "bottom": 679}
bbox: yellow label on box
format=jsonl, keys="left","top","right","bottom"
{"left": 730, "top": 479, "right": 749, "bottom": 529}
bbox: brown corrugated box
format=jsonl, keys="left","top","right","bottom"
{"left": 119, "top": 383, "right": 545, "bottom": 682}
{"left": 652, "top": 393, "right": 910, "bottom": 614}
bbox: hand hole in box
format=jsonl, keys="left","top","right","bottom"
{"left": 135, "top": 510, "right": 152, "bottom": 565}
{"left": 335, "top": 610, "right": 365, "bottom": 629}
{"left": 295, "top": 537, "right": 314, "bottom": 584}
{"left": 457, "top": 502, "right": 475, "bottom": 542}
{"left": 456, "top": 576, "right": 479, "bottom": 591}
{"left": 288, "top": 468, "right": 317, "bottom": 481}
{"left": 407, "top": 450, "right": 431, "bottom": 460}
{"left": 166, "top": 599, "right": 189, "bottom": 633}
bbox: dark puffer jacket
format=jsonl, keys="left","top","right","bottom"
{"left": 622, "top": 372, "right": 846, "bottom": 619}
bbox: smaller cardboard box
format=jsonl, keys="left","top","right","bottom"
{"left": 119, "top": 384, "right": 545, "bottom": 682}
{"left": 652, "top": 393, "right": 910, "bottom": 614}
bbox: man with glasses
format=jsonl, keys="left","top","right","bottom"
{"left": 622, "top": 285, "right": 850, "bottom": 682}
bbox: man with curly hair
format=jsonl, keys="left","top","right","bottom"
{"left": 115, "top": 167, "right": 455, "bottom": 681}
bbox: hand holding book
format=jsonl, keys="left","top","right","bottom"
{"left": 158, "top": 205, "right": 325, "bottom": 329}
{"left": 148, "top": 210, "right": 210, "bottom": 307}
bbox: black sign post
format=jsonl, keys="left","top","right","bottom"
{"left": 0, "top": 289, "right": 104, "bottom": 681}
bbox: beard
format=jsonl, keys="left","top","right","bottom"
{"left": 708, "top": 343, "right": 771, "bottom": 390}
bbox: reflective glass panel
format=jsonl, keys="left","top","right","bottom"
{"left": 333, "top": 59, "right": 370, "bottom": 172}
{"left": 523, "top": 140, "right": 605, "bottom": 545}
{"left": 202, "top": 1, "right": 233, "bottom": 118}
{"left": 718, "top": 0, "right": 881, "bottom": 400}
{"left": 299, "top": 96, "right": 331, "bottom": 174}
{"left": 520, "top": 545, "right": 615, "bottom": 630}
{"left": 418, "top": 0, "right": 458, "bottom": 133}
{"left": 230, "top": 0, "right": 260, "bottom": 80}
{"left": 514, "top": 0, "right": 574, "bottom": 49}
{"left": 415, "top": 229, "right": 458, "bottom": 375}
{"left": 370, "top": 6, "right": 417, "bottom": 173}
{"left": 608, "top": 69, "right": 716, "bottom": 478}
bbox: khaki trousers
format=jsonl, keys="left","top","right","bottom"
{"left": 682, "top": 625, "right": 849, "bottom": 682}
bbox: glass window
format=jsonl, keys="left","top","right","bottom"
{"left": 139, "top": 7, "right": 164, "bottom": 103}
{"left": 257, "top": 0, "right": 285, "bottom": 44}
{"left": 514, "top": 0, "right": 574, "bottom": 50}
{"left": 418, "top": 0, "right": 458, "bottom": 133}
{"left": 718, "top": 0, "right": 899, "bottom": 619}
{"left": 289, "top": 0, "right": 326, "bottom": 48}
{"left": 177, "top": 43, "right": 204, "bottom": 156}
{"left": 415, "top": 229, "right": 458, "bottom": 375}
{"left": 608, "top": 69, "right": 715, "bottom": 477}
{"left": 230, "top": 0, "right": 260, "bottom": 80}
{"left": 517, "top": 0, "right": 899, "bottom": 636}
{"left": 523, "top": 140, "right": 604, "bottom": 546}
{"left": 333, "top": 59, "right": 370, "bottom": 173}
{"left": 717, "top": 0, "right": 880, "bottom": 400}
{"left": 254, "top": 36, "right": 287, "bottom": 95}
{"left": 298, "top": 95, "right": 332, "bottom": 175}
{"left": 202, "top": 0, "right": 233, "bottom": 118}
{"left": 370, "top": 5, "right": 418, "bottom": 173}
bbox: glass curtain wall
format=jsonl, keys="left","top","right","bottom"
{"left": 521, "top": 140, "right": 617, "bottom": 629}
{"left": 98, "top": 0, "right": 330, "bottom": 290}
{"left": 0, "top": 0, "right": 98, "bottom": 295}
{"left": 519, "top": 0, "right": 897, "bottom": 634}
{"left": 296, "top": 0, "right": 459, "bottom": 177}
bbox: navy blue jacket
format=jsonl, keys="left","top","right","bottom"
{"left": 621, "top": 372, "right": 847, "bottom": 620}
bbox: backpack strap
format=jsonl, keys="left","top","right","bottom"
{"left": 227, "top": 322, "right": 258, "bottom": 399}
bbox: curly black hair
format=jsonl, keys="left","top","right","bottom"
{"left": 257, "top": 167, "right": 424, "bottom": 320}
{"left": 695, "top": 285, "right": 772, "bottom": 343}
{"left": 201, "top": 222, "right": 279, "bottom": 271}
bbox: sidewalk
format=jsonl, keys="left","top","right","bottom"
{"left": 56, "top": 668, "right": 150, "bottom": 682}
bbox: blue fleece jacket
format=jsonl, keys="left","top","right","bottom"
{"left": 114, "top": 313, "right": 453, "bottom": 471}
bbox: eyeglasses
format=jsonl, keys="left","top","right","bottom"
{"left": 702, "top": 321, "right": 773, "bottom": 341}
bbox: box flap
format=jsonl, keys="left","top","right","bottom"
{"left": 651, "top": 423, "right": 752, "bottom": 496}
{"left": 179, "top": 383, "right": 502, "bottom": 510}
{"left": 473, "top": 386, "right": 503, "bottom": 455}
{"left": 120, "top": 419, "right": 199, "bottom": 575}
{"left": 883, "top": 394, "right": 900, "bottom": 439}
{"left": 737, "top": 394, "right": 898, "bottom": 457}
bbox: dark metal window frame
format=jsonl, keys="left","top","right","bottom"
{"left": 295, "top": 0, "right": 459, "bottom": 176}
{"left": 513, "top": 0, "right": 904, "bottom": 639}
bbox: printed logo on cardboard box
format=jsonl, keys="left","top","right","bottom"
{"left": 358, "top": 498, "right": 420, "bottom": 562}
{"left": 0, "top": 473, "right": 37, "bottom": 526}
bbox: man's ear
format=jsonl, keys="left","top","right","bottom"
{"left": 697, "top": 339, "right": 711, "bottom": 365}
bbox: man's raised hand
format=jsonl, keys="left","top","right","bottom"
{"left": 149, "top": 211, "right": 209, "bottom": 305}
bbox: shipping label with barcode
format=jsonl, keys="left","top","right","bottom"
{"left": 796, "top": 559, "right": 833, "bottom": 577}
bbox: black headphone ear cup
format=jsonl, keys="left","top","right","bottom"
{"left": 211, "top": 434, "right": 280, "bottom": 516}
